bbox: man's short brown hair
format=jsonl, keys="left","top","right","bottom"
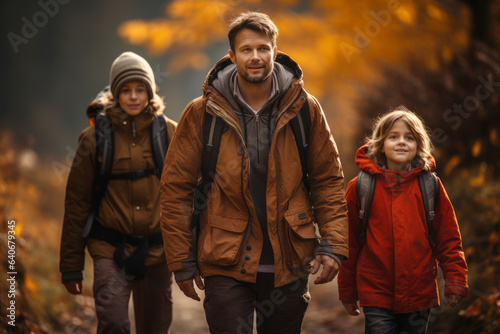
{"left": 228, "top": 12, "right": 279, "bottom": 52}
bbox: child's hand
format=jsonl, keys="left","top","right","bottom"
{"left": 342, "top": 300, "right": 360, "bottom": 316}
{"left": 445, "top": 294, "right": 463, "bottom": 307}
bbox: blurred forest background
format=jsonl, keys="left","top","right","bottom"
{"left": 1, "top": 0, "right": 500, "bottom": 333}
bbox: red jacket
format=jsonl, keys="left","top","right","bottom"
{"left": 338, "top": 144, "right": 468, "bottom": 313}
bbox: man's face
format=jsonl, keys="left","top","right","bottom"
{"left": 229, "top": 28, "right": 277, "bottom": 84}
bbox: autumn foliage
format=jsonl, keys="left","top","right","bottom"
{"left": 0, "top": 131, "right": 96, "bottom": 333}
{"left": 1, "top": 0, "right": 499, "bottom": 333}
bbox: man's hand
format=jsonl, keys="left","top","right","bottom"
{"left": 311, "top": 254, "right": 340, "bottom": 284}
{"left": 64, "top": 281, "right": 83, "bottom": 295}
{"left": 446, "top": 294, "right": 463, "bottom": 307}
{"left": 342, "top": 300, "right": 360, "bottom": 316}
{"left": 176, "top": 270, "right": 205, "bottom": 301}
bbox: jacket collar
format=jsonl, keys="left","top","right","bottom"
{"left": 105, "top": 107, "right": 155, "bottom": 135}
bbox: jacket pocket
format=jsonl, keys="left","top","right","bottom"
{"left": 283, "top": 209, "right": 319, "bottom": 271}
{"left": 199, "top": 214, "right": 248, "bottom": 267}
{"left": 418, "top": 267, "right": 438, "bottom": 301}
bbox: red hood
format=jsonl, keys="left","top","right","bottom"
{"left": 355, "top": 143, "right": 436, "bottom": 187}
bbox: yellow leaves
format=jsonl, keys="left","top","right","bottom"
{"left": 395, "top": 3, "right": 416, "bottom": 24}
{"left": 471, "top": 140, "right": 482, "bottom": 158}
{"left": 14, "top": 222, "right": 23, "bottom": 238}
{"left": 469, "top": 163, "right": 488, "bottom": 187}
{"left": 490, "top": 128, "right": 499, "bottom": 146}
{"left": 118, "top": 20, "right": 149, "bottom": 45}
{"left": 489, "top": 231, "right": 500, "bottom": 244}
{"left": 116, "top": 0, "right": 472, "bottom": 99}
{"left": 168, "top": 52, "right": 210, "bottom": 72}
{"left": 118, "top": 0, "right": 230, "bottom": 57}
{"left": 25, "top": 276, "right": 39, "bottom": 300}
{"left": 442, "top": 46, "right": 453, "bottom": 62}
{"left": 445, "top": 155, "right": 461, "bottom": 176}
{"left": 426, "top": 4, "right": 447, "bottom": 21}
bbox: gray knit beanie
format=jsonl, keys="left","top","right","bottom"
{"left": 109, "top": 52, "right": 156, "bottom": 100}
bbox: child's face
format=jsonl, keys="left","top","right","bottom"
{"left": 119, "top": 80, "right": 149, "bottom": 116}
{"left": 382, "top": 119, "right": 417, "bottom": 172}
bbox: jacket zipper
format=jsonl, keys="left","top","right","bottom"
{"left": 256, "top": 114, "right": 260, "bottom": 164}
{"left": 208, "top": 101, "right": 256, "bottom": 264}
{"left": 396, "top": 173, "right": 400, "bottom": 188}
{"left": 131, "top": 118, "right": 136, "bottom": 139}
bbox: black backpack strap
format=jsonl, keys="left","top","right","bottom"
{"left": 191, "top": 112, "right": 228, "bottom": 224}
{"left": 289, "top": 98, "right": 311, "bottom": 193}
{"left": 356, "top": 171, "right": 377, "bottom": 247}
{"left": 82, "top": 114, "right": 115, "bottom": 238}
{"left": 151, "top": 115, "right": 169, "bottom": 177}
{"left": 109, "top": 168, "right": 161, "bottom": 180}
{"left": 417, "top": 171, "right": 439, "bottom": 251}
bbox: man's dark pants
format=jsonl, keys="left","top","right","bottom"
{"left": 203, "top": 273, "right": 310, "bottom": 334}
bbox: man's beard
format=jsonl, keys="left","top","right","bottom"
{"left": 240, "top": 64, "right": 273, "bottom": 84}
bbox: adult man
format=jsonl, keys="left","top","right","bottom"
{"left": 161, "top": 12, "right": 348, "bottom": 333}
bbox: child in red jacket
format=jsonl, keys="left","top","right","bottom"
{"left": 338, "top": 106, "right": 468, "bottom": 334}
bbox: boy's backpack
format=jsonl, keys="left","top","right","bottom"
{"left": 81, "top": 89, "right": 170, "bottom": 238}
{"left": 356, "top": 169, "right": 439, "bottom": 251}
{"left": 190, "top": 98, "right": 311, "bottom": 232}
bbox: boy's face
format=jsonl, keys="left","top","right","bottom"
{"left": 382, "top": 119, "right": 417, "bottom": 172}
{"left": 228, "top": 28, "right": 277, "bottom": 85}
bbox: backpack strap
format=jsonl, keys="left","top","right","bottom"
{"left": 191, "top": 112, "right": 228, "bottom": 224}
{"left": 108, "top": 168, "right": 161, "bottom": 180}
{"left": 151, "top": 115, "right": 169, "bottom": 177}
{"left": 289, "top": 98, "right": 311, "bottom": 193}
{"left": 356, "top": 171, "right": 377, "bottom": 247}
{"left": 82, "top": 114, "right": 115, "bottom": 238}
{"left": 417, "top": 171, "right": 439, "bottom": 251}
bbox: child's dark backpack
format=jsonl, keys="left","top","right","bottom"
{"left": 356, "top": 169, "right": 439, "bottom": 251}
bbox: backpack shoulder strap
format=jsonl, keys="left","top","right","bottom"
{"left": 151, "top": 114, "right": 169, "bottom": 177}
{"left": 289, "top": 98, "right": 311, "bottom": 193}
{"left": 192, "top": 111, "right": 228, "bottom": 220}
{"left": 356, "top": 170, "right": 377, "bottom": 246}
{"left": 82, "top": 113, "right": 114, "bottom": 238}
{"left": 417, "top": 170, "right": 439, "bottom": 251}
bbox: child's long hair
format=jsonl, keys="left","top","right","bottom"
{"left": 366, "top": 106, "right": 434, "bottom": 171}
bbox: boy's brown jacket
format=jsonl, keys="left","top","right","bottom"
{"left": 60, "top": 98, "right": 177, "bottom": 282}
{"left": 160, "top": 53, "right": 348, "bottom": 287}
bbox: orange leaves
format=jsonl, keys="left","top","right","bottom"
{"left": 117, "top": 19, "right": 150, "bottom": 45}
{"left": 458, "top": 289, "right": 500, "bottom": 330}
{"left": 469, "top": 162, "right": 487, "bottom": 187}
{"left": 471, "top": 139, "right": 482, "bottom": 157}
{"left": 24, "top": 276, "right": 39, "bottom": 300}
{"left": 118, "top": 0, "right": 232, "bottom": 72}
{"left": 116, "top": 0, "right": 472, "bottom": 99}
{"left": 445, "top": 155, "right": 461, "bottom": 176}
{"left": 426, "top": 4, "right": 448, "bottom": 22}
